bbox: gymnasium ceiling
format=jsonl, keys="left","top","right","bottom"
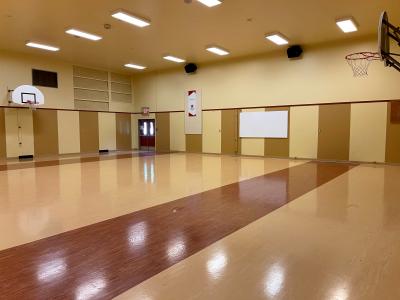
{"left": 0, "top": 0, "right": 399, "bottom": 73}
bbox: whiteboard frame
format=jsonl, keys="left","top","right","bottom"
{"left": 239, "top": 111, "right": 289, "bottom": 138}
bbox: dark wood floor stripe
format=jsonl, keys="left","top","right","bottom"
{"left": 0, "top": 152, "right": 156, "bottom": 172}
{"left": 0, "top": 161, "right": 355, "bottom": 299}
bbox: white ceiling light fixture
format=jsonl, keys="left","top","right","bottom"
{"left": 265, "top": 33, "right": 289, "bottom": 46}
{"left": 66, "top": 29, "right": 102, "bottom": 41}
{"left": 206, "top": 46, "right": 230, "bottom": 56}
{"left": 336, "top": 18, "right": 358, "bottom": 33}
{"left": 163, "top": 55, "right": 186, "bottom": 63}
{"left": 26, "top": 42, "right": 60, "bottom": 52}
{"left": 197, "top": 0, "right": 222, "bottom": 7}
{"left": 125, "top": 63, "right": 147, "bottom": 70}
{"left": 111, "top": 10, "right": 151, "bottom": 28}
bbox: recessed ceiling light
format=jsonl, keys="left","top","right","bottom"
{"left": 125, "top": 63, "right": 147, "bottom": 70}
{"left": 265, "top": 33, "right": 289, "bottom": 46}
{"left": 197, "top": 0, "right": 222, "bottom": 7}
{"left": 26, "top": 42, "right": 60, "bottom": 52}
{"left": 111, "top": 10, "right": 150, "bottom": 28}
{"left": 336, "top": 18, "right": 358, "bottom": 33}
{"left": 206, "top": 46, "right": 230, "bottom": 56}
{"left": 163, "top": 55, "right": 186, "bottom": 63}
{"left": 66, "top": 29, "right": 102, "bottom": 41}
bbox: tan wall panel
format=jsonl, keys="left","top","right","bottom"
{"left": 386, "top": 102, "right": 400, "bottom": 163}
{"left": 350, "top": 103, "right": 387, "bottom": 163}
{"left": 241, "top": 108, "right": 265, "bottom": 156}
{"left": 289, "top": 106, "right": 319, "bottom": 159}
{"left": 318, "top": 104, "right": 351, "bottom": 161}
{"left": 202, "top": 110, "right": 221, "bottom": 154}
{"left": 5, "top": 108, "right": 34, "bottom": 158}
{"left": 0, "top": 108, "right": 6, "bottom": 159}
{"left": 79, "top": 111, "right": 99, "bottom": 153}
{"left": 58, "top": 110, "right": 80, "bottom": 154}
{"left": 186, "top": 134, "right": 202, "bottom": 153}
{"left": 170, "top": 112, "right": 185, "bottom": 152}
{"left": 221, "top": 109, "right": 238, "bottom": 155}
{"left": 98, "top": 113, "right": 116, "bottom": 151}
{"left": 265, "top": 107, "right": 290, "bottom": 157}
{"left": 33, "top": 110, "right": 59, "bottom": 156}
{"left": 156, "top": 113, "right": 170, "bottom": 153}
{"left": 116, "top": 113, "right": 132, "bottom": 151}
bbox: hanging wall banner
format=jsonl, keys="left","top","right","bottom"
{"left": 187, "top": 90, "right": 198, "bottom": 117}
{"left": 185, "top": 89, "right": 202, "bottom": 134}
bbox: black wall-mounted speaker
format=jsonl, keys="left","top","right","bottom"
{"left": 185, "top": 63, "right": 198, "bottom": 74}
{"left": 287, "top": 45, "right": 303, "bottom": 59}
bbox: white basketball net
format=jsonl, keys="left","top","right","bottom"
{"left": 26, "top": 100, "right": 38, "bottom": 111}
{"left": 346, "top": 52, "right": 381, "bottom": 77}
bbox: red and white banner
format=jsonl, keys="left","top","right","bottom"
{"left": 185, "top": 89, "right": 202, "bottom": 134}
{"left": 187, "top": 90, "right": 198, "bottom": 117}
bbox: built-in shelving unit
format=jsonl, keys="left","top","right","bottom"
{"left": 73, "top": 66, "right": 132, "bottom": 111}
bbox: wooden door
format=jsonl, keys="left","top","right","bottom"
{"left": 139, "top": 119, "right": 155, "bottom": 151}
{"left": 155, "top": 113, "right": 170, "bottom": 153}
{"left": 317, "top": 104, "right": 351, "bottom": 161}
{"left": 116, "top": 113, "right": 132, "bottom": 150}
{"left": 221, "top": 109, "right": 239, "bottom": 155}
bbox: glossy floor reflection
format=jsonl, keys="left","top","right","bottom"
{"left": 0, "top": 160, "right": 351, "bottom": 299}
{"left": 116, "top": 164, "right": 400, "bottom": 300}
{"left": 0, "top": 153, "right": 303, "bottom": 250}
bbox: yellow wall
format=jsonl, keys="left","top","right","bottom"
{"left": 4, "top": 108, "right": 34, "bottom": 157}
{"left": 202, "top": 110, "right": 221, "bottom": 154}
{"left": 349, "top": 103, "right": 387, "bottom": 163}
{"left": 0, "top": 50, "right": 74, "bottom": 109}
{"left": 0, "top": 49, "right": 134, "bottom": 112}
{"left": 98, "top": 112, "right": 117, "bottom": 151}
{"left": 170, "top": 112, "right": 185, "bottom": 152}
{"left": 289, "top": 106, "right": 319, "bottom": 159}
{"left": 132, "top": 38, "right": 400, "bottom": 112}
{"left": 57, "top": 110, "right": 80, "bottom": 154}
{"left": 240, "top": 108, "right": 265, "bottom": 156}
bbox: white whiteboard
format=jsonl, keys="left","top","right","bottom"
{"left": 240, "top": 111, "right": 288, "bottom": 138}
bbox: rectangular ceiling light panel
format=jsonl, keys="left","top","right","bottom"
{"left": 112, "top": 10, "right": 151, "bottom": 28}
{"left": 265, "top": 33, "right": 289, "bottom": 45}
{"left": 125, "top": 63, "right": 147, "bottom": 70}
{"left": 26, "top": 42, "right": 60, "bottom": 51}
{"left": 163, "top": 55, "right": 186, "bottom": 63}
{"left": 197, "top": 0, "right": 222, "bottom": 7}
{"left": 336, "top": 18, "right": 358, "bottom": 33}
{"left": 206, "top": 46, "right": 230, "bottom": 56}
{"left": 66, "top": 29, "right": 102, "bottom": 41}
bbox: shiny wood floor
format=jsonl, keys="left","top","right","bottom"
{"left": 0, "top": 160, "right": 353, "bottom": 299}
{"left": 118, "top": 164, "right": 400, "bottom": 300}
{"left": 0, "top": 151, "right": 154, "bottom": 171}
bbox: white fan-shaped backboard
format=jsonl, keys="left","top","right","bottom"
{"left": 11, "top": 85, "right": 45, "bottom": 106}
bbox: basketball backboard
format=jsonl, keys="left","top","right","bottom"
{"left": 10, "top": 85, "right": 45, "bottom": 107}
{"left": 378, "top": 11, "right": 400, "bottom": 72}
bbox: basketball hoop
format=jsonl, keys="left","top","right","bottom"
{"left": 345, "top": 52, "right": 381, "bottom": 77}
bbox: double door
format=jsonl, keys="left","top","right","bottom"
{"left": 139, "top": 119, "right": 155, "bottom": 151}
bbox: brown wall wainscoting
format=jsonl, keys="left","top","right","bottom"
{"left": 79, "top": 111, "right": 99, "bottom": 153}
{"left": 33, "top": 109, "right": 59, "bottom": 157}
{"left": 116, "top": 113, "right": 132, "bottom": 151}
{"left": 0, "top": 108, "right": 6, "bottom": 159}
